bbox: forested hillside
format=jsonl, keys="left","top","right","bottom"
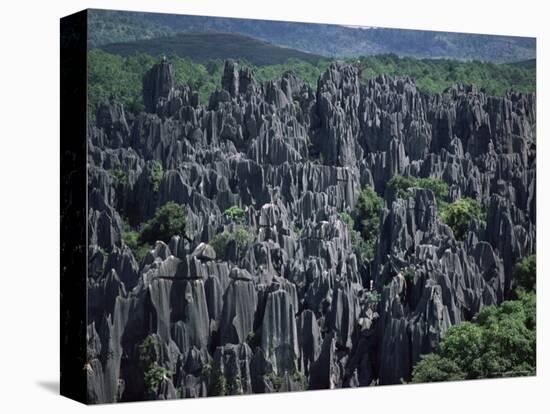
{"left": 99, "top": 32, "right": 324, "bottom": 66}
{"left": 87, "top": 9, "right": 535, "bottom": 63}
{"left": 88, "top": 9, "right": 173, "bottom": 47}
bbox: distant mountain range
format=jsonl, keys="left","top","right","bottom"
{"left": 99, "top": 32, "right": 324, "bottom": 66}
{"left": 88, "top": 9, "right": 536, "bottom": 64}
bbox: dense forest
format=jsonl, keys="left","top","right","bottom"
{"left": 88, "top": 9, "right": 174, "bottom": 47}
{"left": 88, "top": 49, "right": 536, "bottom": 116}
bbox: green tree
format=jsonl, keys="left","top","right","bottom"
{"left": 387, "top": 175, "right": 417, "bottom": 199}
{"left": 139, "top": 201, "right": 186, "bottom": 244}
{"left": 437, "top": 322, "right": 485, "bottom": 378}
{"left": 474, "top": 292, "right": 536, "bottom": 377}
{"left": 148, "top": 160, "right": 163, "bottom": 192}
{"left": 137, "top": 335, "right": 173, "bottom": 395}
{"left": 440, "top": 197, "right": 485, "bottom": 241}
{"left": 340, "top": 212, "right": 370, "bottom": 260}
{"left": 210, "top": 226, "right": 254, "bottom": 259}
{"left": 122, "top": 229, "right": 151, "bottom": 263}
{"left": 224, "top": 206, "right": 246, "bottom": 222}
{"left": 354, "top": 187, "right": 384, "bottom": 259}
{"left": 411, "top": 292, "right": 536, "bottom": 382}
{"left": 411, "top": 354, "right": 466, "bottom": 383}
{"left": 514, "top": 255, "right": 536, "bottom": 292}
{"left": 416, "top": 177, "right": 449, "bottom": 204}
{"left": 387, "top": 175, "right": 448, "bottom": 209}
{"left": 109, "top": 169, "right": 128, "bottom": 184}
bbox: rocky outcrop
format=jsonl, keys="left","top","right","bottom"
{"left": 220, "top": 268, "right": 258, "bottom": 345}
{"left": 86, "top": 59, "right": 536, "bottom": 402}
{"left": 142, "top": 59, "right": 174, "bottom": 113}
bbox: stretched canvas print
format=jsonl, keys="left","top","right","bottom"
{"left": 60, "top": 8, "right": 537, "bottom": 404}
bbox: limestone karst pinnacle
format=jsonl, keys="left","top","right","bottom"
{"left": 86, "top": 58, "right": 536, "bottom": 402}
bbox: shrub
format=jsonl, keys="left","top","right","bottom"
{"left": 291, "top": 369, "right": 308, "bottom": 389}
{"left": 514, "top": 255, "right": 536, "bottom": 292}
{"left": 388, "top": 175, "right": 449, "bottom": 209}
{"left": 137, "top": 335, "right": 158, "bottom": 369}
{"left": 122, "top": 229, "right": 139, "bottom": 250}
{"left": 144, "top": 366, "right": 172, "bottom": 395}
{"left": 224, "top": 206, "right": 246, "bottom": 222}
{"left": 200, "top": 363, "right": 212, "bottom": 379}
{"left": 366, "top": 291, "right": 381, "bottom": 306}
{"left": 109, "top": 168, "right": 128, "bottom": 184}
{"left": 148, "top": 160, "right": 163, "bottom": 192}
{"left": 121, "top": 210, "right": 180, "bottom": 264}
{"left": 339, "top": 212, "right": 354, "bottom": 228}
{"left": 415, "top": 177, "right": 449, "bottom": 202}
{"left": 266, "top": 372, "right": 283, "bottom": 391}
{"left": 354, "top": 187, "right": 384, "bottom": 259}
{"left": 388, "top": 175, "right": 417, "bottom": 199}
{"left": 340, "top": 212, "right": 373, "bottom": 260}
{"left": 122, "top": 229, "right": 150, "bottom": 262}
{"left": 139, "top": 201, "right": 186, "bottom": 244}
{"left": 210, "top": 226, "right": 254, "bottom": 259}
{"left": 411, "top": 354, "right": 466, "bottom": 383}
{"left": 356, "top": 187, "right": 384, "bottom": 241}
{"left": 440, "top": 197, "right": 484, "bottom": 241}
{"left": 210, "top": 370, "right": 228, "bottom": 396}
{"left": 137, "top": 335, "right": 173, "bottom": 395}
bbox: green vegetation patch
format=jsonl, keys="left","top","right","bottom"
{"left": 340, "top": 211, "right": 371, "bottom": 261}
{"left": 354, "top": 187, "right": 384, "bottom": 260}
{"left": 139, "top": 201, "right": 186, "bottom": 245}
{"left": 210, "top": 226, "right": 254, "bottom": 259}
{"left": 137, "top": 335, "right": 173, "bottom": 395}
{"left": 388, "top": 175, "right": 449, "bottom": 209}
{"left": 266, "top": 372, "right": 283, "bottom": 392}
{"left": 148, "top": 160, "right": 163, "bottom": 192}
{"left": 412, "top": 291, "right": 536, "bottom": 383}
{"left": 514, "top": 255, "right": 536, "bottom": 292}
{"left": 122, "top": 202, "right": 186, "bottom": 262}
{"left": 387, "top": 175, "right": 484, "bottom": 241}
{"left": 440, "top": 197, "right": 485, "bottom": 241}
{"left": 210, "top": 369, "right": 228, "bottom": 396}
{"left": 339, "top": 187, "right": 384, "bottom": 261}
{"left": 109, "top": 168, "right": 128, "bottom": 184}
{"left": 224, "top": 206, "right": 246, "bottom": 222}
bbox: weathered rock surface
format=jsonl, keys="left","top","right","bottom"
{"left": 86, "top": 59, "right": 536, "bottom": 402}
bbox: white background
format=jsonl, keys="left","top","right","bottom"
{"left": 0, "top": 0, "right": 547, "bottom": 411}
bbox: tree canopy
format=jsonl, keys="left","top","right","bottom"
{"left": 139, "top": 201, "right": 187, "bottom": 245}
{"left": 440, "top": 197, "right": 485, "bottom": 241}
{"left": 412, "top": 291, "right": 536, "bottom": 383}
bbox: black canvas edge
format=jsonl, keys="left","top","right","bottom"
{"left": 60, "top": 9, "right": 88, "bottom": 404}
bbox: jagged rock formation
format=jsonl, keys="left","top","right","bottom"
{"left": 86, "top": 58, "right": 536, "bottom": 402}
